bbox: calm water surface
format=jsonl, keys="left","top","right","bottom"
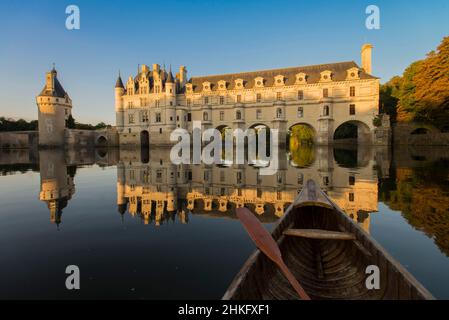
{"left": 0, "top": 146, "right": 448, "bottom": 299}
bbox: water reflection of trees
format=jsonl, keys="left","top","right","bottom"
{"left": 289, "top": 144, "right": 315, "bottom": 168}
{"left": 380, "top": 160, "right": 449, "bottom": 257}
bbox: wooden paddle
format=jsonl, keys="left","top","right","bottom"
{"left": 236, "top": 207, "right": 311, "bottom": 300}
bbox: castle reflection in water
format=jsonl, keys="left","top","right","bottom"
{"left": 0, "top": 145, "right": 393, "bottom": 232}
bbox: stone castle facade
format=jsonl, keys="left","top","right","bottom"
{"left": 115, "top": 44, "right": 381, "bottom": 146}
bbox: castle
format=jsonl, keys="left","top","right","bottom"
{"left": 35, "top": 67, "right": 118, "bottom": 148}
{"left": 115, "top": 44, "right": 384, "bottom": 146}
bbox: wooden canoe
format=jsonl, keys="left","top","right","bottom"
{"left": 223, "top": 180, "right": 434, "bottom": 300}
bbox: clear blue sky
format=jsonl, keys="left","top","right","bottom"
{"left": 0, "top": 0, "right": 448, "bottom": 124}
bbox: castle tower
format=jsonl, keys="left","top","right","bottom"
{"left": 36, "top": 67, "right": 72, "bottom": 147}
{"left": 115, "top": 72, "right": 125, "bottom": 132}
{"left": 38, "top": 149, "right": 74, "bottom": 226}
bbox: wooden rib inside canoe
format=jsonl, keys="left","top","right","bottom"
{"left": 223, "top": 180, "right": 435, "bottom": 300}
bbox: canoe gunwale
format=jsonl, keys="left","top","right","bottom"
{"left": 222, "top": 180, "right": 435, "bottom": 300}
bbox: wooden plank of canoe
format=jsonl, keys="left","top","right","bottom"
{"left": 294, "top": 180, "right": 333, "bottom": 210}
{"left": 283, "top": 228, "right": 356, "bottom": 240}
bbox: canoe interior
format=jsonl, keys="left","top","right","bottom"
{"left": 224, "top": 204, "right": 434, "bottom": 300}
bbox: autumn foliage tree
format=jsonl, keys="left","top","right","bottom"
{"left": 380, "top": 36, "right": 449, "bottom": 128}
{"left": 413, "top": 37, "right": 449, "bottom": 127}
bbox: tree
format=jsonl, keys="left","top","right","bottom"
{"left": 66, "top": 115, "right": 76, "bottom": 129}
{"left": 380, "top": 36, "right": 449, "bottom": 127}
{"left": 413, "top": 36, "right": 449, "bottom": 128}
{"left": 396, "top": 61, "right": 422, "bottom": 122}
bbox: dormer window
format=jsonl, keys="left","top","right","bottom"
{"left": 295, "top": 72, "right": 307, "bottom": 84}
{"left": 254, "top": 77, "right": 264, "bottom": 88}
{"left": 218, "top": 80, "right": 227, "bottom": 90}
{"left": 235, "top": 79, "right": 244, "bottom": 89}
{"left": 203, "top": 82, "right": 212, "bottom": 92}
{"left": 320, "top": 70, "right": 333, "bottom": 82}
{"left": 274, "top": 75, "right": 285, "bottom": 86}
{"left": 346, "top": 67, "right": 360, "bottom": 80}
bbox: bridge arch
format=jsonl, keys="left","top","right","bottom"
{"left": 333, "top": 120, "right": 372, "bottom": 144}
{"left": 96, "top": 135, "right": 108, "bottom": 147}
{"left": 287, "top": 123, "right": 317, "bottom": 146}
{"left": 140, "top": 130, "right": 149, "bottom": 148}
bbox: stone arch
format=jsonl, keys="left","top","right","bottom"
{"left": 248, "top": 123, "right": 271, "bottom": 158}
{"left": 333, "top": 120, "right": 372, "bottom": 144}
{"left": 140, "top": 130, "right": 149, "bottom": 148}
{"left": 96, "top": 135, "right": 108, "bottom": 147}
{"left": 287, "top": 123, "right": 317, "bottom": 146}
{"left": 410, "top": 128, "right": 429, "bottom": 135}
{"left": 287, "top": 123, "right": 316, "bottom": 168}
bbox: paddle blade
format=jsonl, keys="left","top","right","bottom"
{"left": 236, "top": 208, "right": 282, "bottom": 262}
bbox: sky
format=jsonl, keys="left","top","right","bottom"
{"left": 0, "top": 0, "right": 448, "bottom": 124}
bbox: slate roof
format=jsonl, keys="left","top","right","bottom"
{"left": 115, "top": 75, "right": 125, "bottom": 88}
{"left": 189, "top": 61, "right": 377, "bottom": 93}
{"left": 39, "top": 77, "right": 68, "bottom": 98}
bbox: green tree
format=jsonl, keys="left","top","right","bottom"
{"left": 66, "top": 115, "right": 76, "bottom": 129}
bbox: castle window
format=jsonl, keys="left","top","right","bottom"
{"left": 220, "top": 111, "right": 224, "bottom": 121}
{"left": 155, "top": 99, "right": 160, "bottom": 108}
{"left": 276, "top": 92, "right": 282, "bottom": 101}
{"left": 350, "top": 86, "right": 356, "bottom": 97}
{"left": 256, "top": 109, "right": 262, "bottom": 120}
{"left": 256, "top": 93, "right": 262, "bottom": 103}
{"left": 203, "top": 112, "right": 209, "bottom": 121}
{"left": 297, "top": 107, "right": 303, "bottom": 118}
{"left": 159, "top": 128, "right": 162, "bottom": 134}
{"left": 298, "top": 173, "right": 303, "bottom": 185}
{"left": 220, "top": 96, "right": 225, "bottom": 105}
{"left": 298, "top": 90, "right": 304, "bottom": 100}
{"left": 323, "top": 105, "right": 329, "bottom": 116}
{"left": 187, "top": 99, "right": 191, "bottom": 107}
{"left": 349, "top": 175, "right": 355, "bottom": 185}
{"left": 141, "top": 111, "right": 149, "bottom": 123}
{"left": 129, "top": 114, "right": 135, "bottom": 124}
{"left": 204, "top": 97, "right": 209, "bottom": 105}
{"left": 323, "top": 88, "right": 329, "bottom": 98}
{"left": 187, "top": 113, "right": 192, "bottom": 121}
{"left": 155, "top": 113, "right": 161, "bottom": 123}
{"left": 349, "top": 193, "right": 355, "bottom": 202}
{"left": 236, "top": 110, "right": 242, "bottom": 120}
{"left": 236, "top": 95, "right": 242, "bottom": 103}
{"left": 276, "top": 108, "right": 283, "bottom": 118}
{"left": 349, "top": 104, "right": 356, "bottom": 115}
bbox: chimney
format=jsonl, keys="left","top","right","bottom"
{"left": 179, "top": 66, "right": 187, "bottom": 86}
{"left": 361, "top": 44, "right": 373, "bottom": 74}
